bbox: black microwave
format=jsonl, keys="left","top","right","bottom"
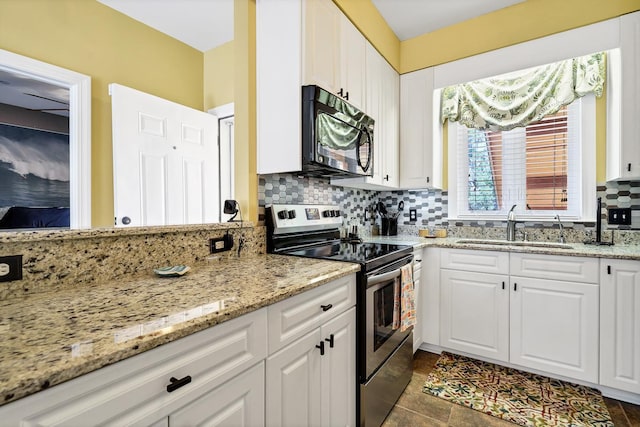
{"left": 301, "top": 85, "right": 374, "bottom": 177}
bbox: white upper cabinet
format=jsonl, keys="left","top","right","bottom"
{"left": 332, "top": 43, "right": 399, "bottom": 190}
{"left": 400, "top": 67, "right": 441, "bottom": 189}
{"left": 257, "top": 0, "right": 369, "bottom": 175}
{"left": 302, "top": 0, "right": 340, "bottom": 94}
{"left": 302, "top": 0, "right": 365, "bottom": 109}
{"left": 338, "top": 14, "right": 366, "bottom": 109}
{"left": 256, "top": 0, "right": 303, "bottom": 175}
{"left": 607, "top": 11, "right": 640, "bottom": 181}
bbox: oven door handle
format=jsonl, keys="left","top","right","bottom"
{"left": 367, "top": 268, "right": 401, "bottom": 288}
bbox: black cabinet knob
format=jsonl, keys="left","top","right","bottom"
{"left": 316, "top": 341, "right": 325, "bottom": 356}
{"left": 166, "top": 375, "right": 192, "bottom": 393}
{"left": 321, "top": 304, "right": 333, "bottom": 312}
{"left": 121, "top": 216, "right": 131, "bottom": 225}
{"left": 325, "top": 334, "right": 334, "bottom": 348}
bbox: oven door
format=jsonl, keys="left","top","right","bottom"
{"left": 364, "top": 255, "right": 413, "bottom": 379}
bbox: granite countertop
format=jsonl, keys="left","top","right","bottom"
{"left": 0, "top": 254, "right": 359, "bottom": 406}
{"left": 365, "top": 235, "right": 640, "bottom": 260}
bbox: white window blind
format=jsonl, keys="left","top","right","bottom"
{"left": 450, "top": 95, "right": 593, "bottom": 221}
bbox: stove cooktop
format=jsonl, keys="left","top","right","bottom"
{"left": 283, "top": 241, "right": 412, "bottom": 270}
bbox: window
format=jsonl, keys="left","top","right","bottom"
{"left": 449, "top": 95, "right": 595, "bottom": 221}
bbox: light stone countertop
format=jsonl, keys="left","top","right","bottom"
{"left": 0, "top": 254, "right": 360, "bottom": 406}
{"left": 364, "top": 235, "right": 640, "bottom": 260}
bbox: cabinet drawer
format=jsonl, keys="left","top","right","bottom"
{"left": 1, "top": 309, "right": 267, "bottom": 426}
{"left": 268, "top": 274, "right": 356, "bottom": 354}
{"left": 510, "top": 253, "right": 598, "bottom": 284}
{"left": 440, "top": 248, "right": 509, "bottom": 274}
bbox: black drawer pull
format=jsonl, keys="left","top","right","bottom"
{"left": 167, "top": 375, "right": 192, "bottom": 393}
{"left": 502, "top": 281, "right": 505, "bottom": 290}
{"left": 316, "top": 341, "right": 325, "bottom": 356}
{"left": 325, "top": 334, "right": 335, "bottom": 348}
{"left": 321, "top": 304, "right": 333, "bottom": 312}
{"left": 514, "top": 282, "right": 517, "bottom": 291}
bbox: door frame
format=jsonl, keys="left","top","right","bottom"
{"left": 0, "top": 49, "right": 92, "bottom": 229}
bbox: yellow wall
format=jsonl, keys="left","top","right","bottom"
{"left": 0, "top": 0, "right": 203, "bottom": 228}
{"left": 387, "top": 0, "right": 640, "bottom": 187}
{"left": 204, "top": 41, "right": 235, "bottom": 110}
{"left": 400, "top": 0, "right": 640, "bottom": 73}
{"left": 332, "top": 0, "right": 400, "bottom": 71}
{"left": 234, "top": 0, "right": 258, "bottom": 223}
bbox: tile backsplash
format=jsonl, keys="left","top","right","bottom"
{"left": 259, "top": 174, "right": 640, "bottom": 239}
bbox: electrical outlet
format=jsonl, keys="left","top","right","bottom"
{"left": 0, "top": 255, "right": 22, "bottom": 282}
{"left": 209, "top": 233, "right": 234, "bottom": 254}
{"left": 608, "top": 208, "right": 632, "bottom": 225}
{"left": 409, "top": 209, "right": 417, "bottom": 222}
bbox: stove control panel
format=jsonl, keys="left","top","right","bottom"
{"left": 268, "top": 204, "right": 343, "bottom": 233}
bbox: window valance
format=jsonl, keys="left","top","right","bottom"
{"left": 440, "top": 52, "right": 605, "bottom": 131}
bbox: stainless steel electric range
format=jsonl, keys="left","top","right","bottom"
{"left": 266, "top": 203, "right": 414, "bottom": 427}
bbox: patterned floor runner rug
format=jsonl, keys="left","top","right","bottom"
{"left": 423, "top": 352, "right": 613, "bottom": 427}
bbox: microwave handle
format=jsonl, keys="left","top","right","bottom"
{"left": 357, "top": 127, "right": 372, "bottom": 173}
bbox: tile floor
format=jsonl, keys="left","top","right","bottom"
{"left": 381, "top": 350, "right": 640, "bottom": 427}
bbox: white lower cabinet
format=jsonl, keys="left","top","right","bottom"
{"left": 169, "top": 361, "right": 265, "bottom": 427}
{"left": 600, "top": 259, "right": 640, "bottom": 393}
{"left": 266, "top": 307, "right": 356, "bottom": 427}
{"left": 439, "top": 249, "right": 600, "bottom": 383}
{"left": 440, "top": 269, "right": 509, "bottom": 361}
{"left": 321, "top": 307, "right": 357, "bottom": 427}
{"left": 412, "top": 250, "right": 423, "bottom": 353}
{"left": 510, "top": 276, "right": 599, "bottom": 383}
{"left": 0, "top": 308, "right": 268, "bottom": 426}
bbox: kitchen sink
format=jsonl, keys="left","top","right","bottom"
{"left": 456, "top": 239, "right": 573, "bottom": 249}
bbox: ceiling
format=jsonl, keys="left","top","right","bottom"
{"left": 97, "top": 0, "right": 235, "bottom": 52}
{"left": 371, "top": 0, "right": 525, "bottom": 41}
{"left": 97, "top": 0, "right": 526, "bottom": 51}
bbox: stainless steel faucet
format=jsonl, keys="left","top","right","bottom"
{"left": 506, "top": 204, "right": 517, "bottom": 241}
{"left": 555, "top": 214, "right": 566, "bottom": 243}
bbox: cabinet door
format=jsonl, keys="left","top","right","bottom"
{"left": 320, "top": 307, "right": 356, "bottom": 427}
{"left": 608, "top": 12, "right": 640, "bottom": 180}
{"left": 422, "top": 247, "right": 440, "bottom": 346}
{"left": 380, "top": 57, "right": 400, "bottom": 188}
{"left": 440, "top": 270, "right": 509, "bottom": 361}
{"left": 365, "top": 42, "right": 384, "bottom": 187}
{"left": 510, "top": 277, "right": 599, "bottom": 382}
{"left": 169, "top": 362, "right": 265, "bottom": 427}
{"left": 400, "top": 67, "right": 436, "bottom": 189}
{"left": 340, "top": 14, "right": 365, "bottom": 109}
{"left": 413, "top": 253, "right": 423, "bottom": 353}
{"left": 256, "top": 0, "right": 303, "bottom": 174}
{"left": 266, "top": 329, "right": 322, "bottom": 427}
{"left": 303, "top": 0, "right": 340, "bottom": 93}
{"left": 600, "top": 259, "right": 640, "bottom": 393}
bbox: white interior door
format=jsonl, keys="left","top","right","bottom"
{"left": 110, "top": 83, "right": 219, "bottom": 227}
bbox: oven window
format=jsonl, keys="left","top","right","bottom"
{"left": 373, "top": 279, "right": 398, "bottom": 351}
